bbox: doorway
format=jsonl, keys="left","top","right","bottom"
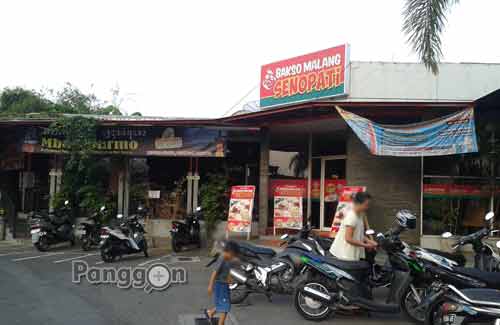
{"left": 310, "top": 155, "right": 346, "bottom": 231}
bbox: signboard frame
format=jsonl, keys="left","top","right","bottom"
{"left": 226, "top": 185, "right": 256, "bottom": 240}
{"left": 260, "top": 44, "right": 350, "bottom": 108}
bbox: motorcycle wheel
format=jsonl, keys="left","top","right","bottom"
{"left": 424, "top": 298, "right": 447, "bottom": 325}
{"left": 229, "top": 283, "right": 249, "bottom": 304}
{"left": 100, "top": 244, "right": 116, "bottom": 263}
{"left": 171, "top": 236, "right": 181, "bottom": 253}
{"left": 294, "top": 281, "right": 333, "bottom": 321}
{"left": 35, "top": 236, "right": 50, "bottom": 252}
{"left": 81, "top": 236, "right": 92, "bottom": 251}
{"left": 402, "top": 285, "right": 427, "bottom": 323}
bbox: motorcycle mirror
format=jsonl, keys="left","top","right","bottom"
{"left": 365, "top": 229, "right": 375, "bottom": 236}
{"left": 496, "top": 241, "right": 500, "bottom": 249}
{"left": 117, "top": 214, "right": 123, "bottom": 219}
{"left": 100, "top": 206, "right": 106, "bottom": 212}
{"left": 485, "top": 211, "right": 495, "bottom": 222}
{"left": 441, "top": 232, "right": 453, "bottom": 239}
{"left": 64, "top": 200, "right": 69, "bottom": 205}
{"left": 196, "top": 206, "right": 202, "bottom": 212}
{"left": 280, "top": 234, "right": 289, "bottom": 240}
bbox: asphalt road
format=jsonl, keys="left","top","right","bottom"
{"left": 0, "top": 241, "right": 412, "bottom": 325}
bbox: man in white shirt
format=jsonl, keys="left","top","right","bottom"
{"left": 330, "top": 192, "right": 377, "bottom": 261}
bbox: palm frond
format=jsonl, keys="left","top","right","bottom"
{"left": 402, "top": 0, "right": 459, "bottom": 74}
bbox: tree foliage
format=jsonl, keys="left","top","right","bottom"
{"left": 200, "top": 172, "right": 230, "bottom": 236}
{"left": 0, "top": 83, "right": 122, "bottom": 117}
{"left": 403, "top": 0, "right": 459, "bottom": 74}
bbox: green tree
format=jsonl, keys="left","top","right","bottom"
{"left": 0, "top": 84, "right": 124, "bottom": 117}
{"left": 403, "top": 0, "right": 459, "bottom": 74}
{"left": 200, "top": 172, "right": 230, "bottom": 237}
{"left": 0, "top": 88, "right": 54, "bottom": 115}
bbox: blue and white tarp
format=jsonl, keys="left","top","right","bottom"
{"left": 336, "top": 106, "right": 478, "bottom": 157}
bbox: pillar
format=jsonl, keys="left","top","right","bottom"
{"left": 124, "top": 158, "right": 130, "bottom": 218}
{"left": 192, "top": 158, "right": 200, "bottom": 210}
{"left": 117, "top": 157, "right": 130, "bottom": 217}
{"left": 49, "top": 156, "right": 63, "bottom": 213}
{"left": 186, "top": 158, "right": 193, "bottom": 214}
{"left": 306, "top": 133, "right": 312, "bottom": 224}
{"left": 258, "top": 128, "right": 270, "bottom": 235}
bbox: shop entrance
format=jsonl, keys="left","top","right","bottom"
{"left": 311, "top": 155, "right": 346, "bottom": 231}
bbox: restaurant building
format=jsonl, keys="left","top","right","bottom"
{"left": 224, "top": 49, "right": 500, "bottom": 247}
{"left": 1, "top": 46, "right": 500, "bottom": 248}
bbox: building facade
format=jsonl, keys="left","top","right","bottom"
{"left": 0, "top": 61, "right": 499, "bottom": 249}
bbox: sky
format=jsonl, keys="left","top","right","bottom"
{"left": 0, "top": 0, "right": 498, "bottom": 117}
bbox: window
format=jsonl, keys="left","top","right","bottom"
{"left": 422, "top": 155, "right": 498, "bottom": 236}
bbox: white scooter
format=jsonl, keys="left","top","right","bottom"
{"left": 99, "top": 213, "right": 148, "bottom": 263}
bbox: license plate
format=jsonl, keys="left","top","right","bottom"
{"left": 31, "top": 233, "right": 40, "bottom": 243}
{"left": 443, "top": 314, "right": 456, "bottom": 324}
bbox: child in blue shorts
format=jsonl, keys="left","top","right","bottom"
{"left": 205, "top": 241, "right": 239, "bottom": 325}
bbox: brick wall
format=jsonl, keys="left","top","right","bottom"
{"left": 346, "top": 131, "right": 421, "bottom": 243}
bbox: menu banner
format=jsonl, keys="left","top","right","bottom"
{"left": 227, "top": 185, "right": 256, "bottom": 234}
{"left": 273, "top": 185, "right": 303, "bottom": 231}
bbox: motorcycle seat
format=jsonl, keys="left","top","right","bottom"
{"left": 324, "top": 256, "right": 370, "bottom": 271}
{"left": 237, "top": 242, "right": 276, "bottom": 256}
{"left": 425, "top": 248, "right": 466, "bottom": 266}
{"left": 460, "top": 288, "right": 500, "bottom": 304}
{"left": 455, "top": 267, "right": 500, "bottom": 288}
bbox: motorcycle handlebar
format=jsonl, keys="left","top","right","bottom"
{"left": 454, "top": 228, "right": 489, "bottom": 248}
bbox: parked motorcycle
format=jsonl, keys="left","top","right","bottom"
{"left": 207, "top": 226, "right": 320, "bottom": 304}
{"left": 79, "top": 205, "right": 105, "bottom": 251}
{"left": 443, "top": 211, "right": 500, "bottom": 272}
{"left": 99, "top": 208, "right": 148, "bottom": 262}
{"left": 170, "top": 206, "right": 202, "bottom": 252}
{"left": 425, "top": 284, "right": 500, "bottom": 325}
{"left": 292, "top": 211, "right": 418, "bottom": 321}
{"left": 30, "top": 200, "right": 75, "bottom": 251}
{"left": 400, "top": 213, "right": 500, "bottom": 323}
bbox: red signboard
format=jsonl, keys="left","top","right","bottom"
{"left": 423, "top": 184, "right": 491, "bottom": 198}
{"left": 269, "top": 179, "right": 346, "bottom": 200}
{"left": 260, "top": 44, "right": 349, "bottom": 108}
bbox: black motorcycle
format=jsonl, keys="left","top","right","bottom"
{"left": 401, "top": 217, "right": 500, "bottom": 323}
{"left": 425, "top": 284, "right": 500, "bottom": 325}
{"left": 79, "top": 205, "right": 105, "bottom": 251}
{"left": 99, "top": 208, "right": 148, "bottom": 262}
{"left": 208, "top": 226, "right": 320, "bottom": 305}
{"left": 170, "top": 207, "right": 202, "bottom": 252}
{"left": 443, "top": 211, "right": 500, "bottom": 272}
{"left": 292, "top": 212, "right": 418, "bottom": 321}
{"left": 30, "top": 200, "right": 75, "bottom": 251}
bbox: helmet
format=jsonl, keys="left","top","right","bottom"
{"left": 396, "top": 210, "right": 417, "bottom": 230}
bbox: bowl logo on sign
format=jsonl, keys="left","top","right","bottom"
{"left": 262, "top": 70, "right": 276, "bottom": 90}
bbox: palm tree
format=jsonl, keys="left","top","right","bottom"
{"left": 403, "top": 0, "right": 459, "bottom": 74}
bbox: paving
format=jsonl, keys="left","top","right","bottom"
{"left": 0, "top": 240, "right": 413, "bottom": 325}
